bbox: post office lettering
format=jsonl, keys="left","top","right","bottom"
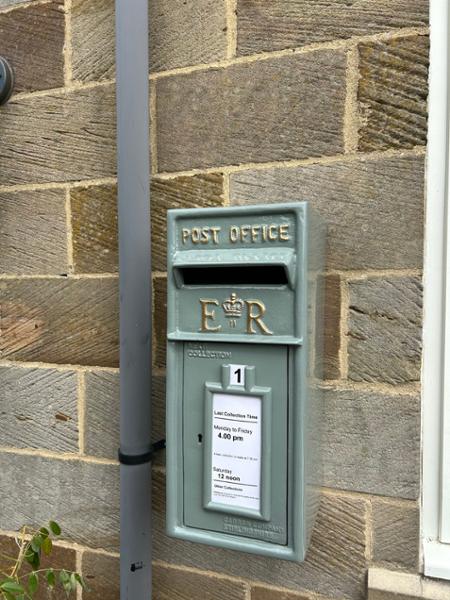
{"left": 181, "top": 223, "right": 291, "bottom": 246}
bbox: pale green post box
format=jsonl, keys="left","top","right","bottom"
{"left": 166, "top": 202, "right": 325, "bottom": 562}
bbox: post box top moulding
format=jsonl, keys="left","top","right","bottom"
{"left": 166, "top": 202, "right": 325, "bottom": 347}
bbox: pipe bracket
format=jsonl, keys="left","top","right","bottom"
{"left": 118, "top": 439, "right": 166, "bottom": 465}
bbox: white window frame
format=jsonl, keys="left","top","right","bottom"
{"left": 422, "top": 0, "right": 450, "bottom": 579}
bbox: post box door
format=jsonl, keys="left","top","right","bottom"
{"left": 182, "top": 342, "right": 288, "bottom": 545}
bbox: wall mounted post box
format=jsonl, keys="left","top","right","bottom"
{"left": 166, "top": 202, "right": 325, "bottom": 562}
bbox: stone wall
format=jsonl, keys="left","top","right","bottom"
{"left": 0, "top": 1, "right": 428, "bottom": 598}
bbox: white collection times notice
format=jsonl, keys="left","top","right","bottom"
{"left": 211, "top": 393, "right": 262, "bottom": 511}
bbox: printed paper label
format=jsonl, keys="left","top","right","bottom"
{"left": 211, "top": 393, "right": 261, "bottom": 511}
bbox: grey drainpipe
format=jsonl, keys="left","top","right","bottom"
{"left": 115, "top": 2, "right": 153, "bottom": 599}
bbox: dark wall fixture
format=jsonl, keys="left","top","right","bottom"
{"left": 0, "top": 56, "right": 14, "bottom": 105}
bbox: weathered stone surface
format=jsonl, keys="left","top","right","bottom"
{"left": 0, "top": 85, "right": 116, "bottom": 185}
{"left": 0, "top": 278, "right": 119, "bottom": 367}
{"left": 152, "top": 174, "right": 224, "bottom": 271}
{"left": 71, "top": 184, "right": 118, "bottom": 274}
{"left": 149, "top": 0, "right": 227, "bottom": 73}
{"left": 71, "top": 0, "right": 115, "bottom": 83}
{"left": 237, "top": 0, "right": 428, "bottom": 55}
{"left": 153, "top": 564, "right": 247, "bottom": 600}
{"left": 154, "top": 276, "right": 167, "bottom": 370}
{"left": 348, "top": 277, "right": 422, "bottom": 384}
{"left": 84, "top": 370, "right": 165, "bottom": 464}
{"left": 316, "top": 275, "right": 341, "bottom": 379}
{"left": 0, "top": 189, "right": 67, "bottom": 275}
{"left": 82, "top": 554, "right": 247, "bottom": 600}
{"left": 230, "top": 155, "right": 424, "bottom": 271}
{"left": 71, "top": 0, "right": 227, "bottom": 82}
{"left": 152, "top": 473, "right": 367, "bottom": 599}
{"left": 0, "top": 453, "right": 119, "bottom": 550}
{"left": 156, "top": 51, "right": 346, "bottom": 172}
{"left": 251, "top": 587, "right": 311, "bottom": 600}
{"left": 0, "top": 1, "right": 64, "bottom": 93}
{"left": 0, "top": 366, "right": 78, "bottom": 451}
{"left": 0, "top": 535, "right": 76, "bottom": 600}
{"left": 81, "top": 552, "right": 119, "bottom": 600}
{"left": 321, "top": 388, "right": 420, "bottom": 499}
{"left": 358, "top": 36, "right": 429, "bottom": 151}
{"left": 372, "top": 500, "right": 419, "bottom": 570}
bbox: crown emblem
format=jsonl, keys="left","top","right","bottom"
{"left": 222, "top": 293, "right": 244, "bottom": 318}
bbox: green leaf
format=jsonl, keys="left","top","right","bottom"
{"left": 0, "top": 581, "right": 25, "bottom": 593}
{"left": 70, "top": 573, "right": 77, "bottom": 591}
{"left": 39, "top": 527, "right": 49, "bottom": 538}
{"left": 63, "top": 580, "right": 72, "bottom": 597}
{"left": 2, "top": 590, "right": 15, "bottom": 600}
{"left": 49, "top": 521, "right": 61, "bottom": 536}
{"left": 42, "top": 537, "right": 52, "bottom": 556}
{"left": 59, "top": 570, "right": 69, "bottom": 584}
{"left": 30, "top": 535, "right": 42, "bottom": 553}
{"left": 46, "top": 570, "right": 56, "bottom": 588}
{"left": 28, "top": 573, "right": 38, "bottom": 596}
{"left": 25, "top": 550, "right": 40, "bottom": 570}
{"left": 59, "top": 571, "right": 71, "bottom": 598}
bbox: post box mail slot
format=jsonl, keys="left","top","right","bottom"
{"left": 166, "top": 202, "right": 325, "bottom": 562}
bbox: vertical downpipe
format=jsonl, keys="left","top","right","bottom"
{"left": 115, "top": 1, "right": 152, "bottom": 599}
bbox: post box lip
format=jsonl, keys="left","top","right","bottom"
{"left": 171, "top": 248, "right": 297, "bottom": 288}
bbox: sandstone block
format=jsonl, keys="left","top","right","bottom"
{"left": 321, "top": 387, "right": 420, "bottom": 499}
{"left": 358, "top": 36, "right": 429, "bottom": 151}
{"left": 0, "top": 366, "right": 78, "bottom": 452}
{"left": 372, "top": 500, "right": 419, "bottom": 571}
{"left": 236, "top": 0, "right": 428, "bottom": 55}
{"left": 156, "top": 51, "right": 346, "bottom": 172}
{"left": 0, "top": 0, "right": 64, "bottom": 92}
{"left": 0, "top": 453, "right": 119, "bottom": 550}
{"left": 0, "top": 189, "right": 67, "bottom": 275}
{"left": 71, "top": 184, "right": 118, "bottom": 274}
{"left": 348, "top": 277, "right": 422, "bottom": 384}
{"left": 0, "top": 85, "right": 116, "bottom": 185}
{"left": 0, "top": 278, "right": 119, "bottom": 367}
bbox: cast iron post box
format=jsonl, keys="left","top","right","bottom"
{"left": 166, "top": 202, "right": 324, "bottom": 561}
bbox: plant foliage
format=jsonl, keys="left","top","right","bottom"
{"left": 0, "top": 522, "right": 86, "bottom": 599}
